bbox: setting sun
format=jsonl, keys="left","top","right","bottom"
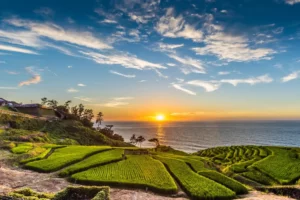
{"left": 156, "top": 114, "right": 165, "bottom": 121}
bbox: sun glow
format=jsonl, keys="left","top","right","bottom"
{"left": 156, "top": 114, "right": 165, "bottom": 121}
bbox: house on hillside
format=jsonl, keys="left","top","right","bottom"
{"left": 0, "top": 98, "right": 20, "bottom": 107}
{"left": 14, "top": 104, "right": 56, "bottom": 118}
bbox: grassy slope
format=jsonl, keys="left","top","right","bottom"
{"left": 71, "top": 155, "right": 178, "bottom": 194}
{"left": 25, "top": 146, "right": 111, "bottom": 172}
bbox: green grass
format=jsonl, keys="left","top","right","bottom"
{"left": 198, "top": 171, "right": 248, "bottom": 194}
{"left": 59, "top": 149, "right": 124, "bottom": 177}
{"left": 242, "top": 168, "right": 278, "bottom": 185}
{"left": 25, "top": 146, "right": 111, "bottom": 172}
{"left": 71, "top": 155, "right": 177, "bottom": 194}
{"left": 155, "top": 156, "right": 236, "bottom": 199}
{"left": 228, "top": 158, "right": 260, "bottom": 173}
{"left": 252, "top": 147, "right": 300, "bottom": 184}
{"left": 11, "top": 143, "right": 33, "bottom": 154}
{"left": 20, "top": 148, "right": 52, "bottom": 164}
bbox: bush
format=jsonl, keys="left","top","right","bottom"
{"left": 8, "top": 188, "right": 54, "bottom": 200}
{"left": 53, "top": 186, "right": 110, "bottom": 200}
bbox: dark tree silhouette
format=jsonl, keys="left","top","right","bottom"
{"left": 149, "top": 138, "right": 160, "bottom": 148}
{"left": 130, "top": 134, "right": 137, "bottom": 145}
{"left": 136, "top": 136, "right": 146, "bottom": 148}
{"left": 96, "top": 112, "right": 104, "bottom": 128}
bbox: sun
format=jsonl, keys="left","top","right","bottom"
{"left": 155, "top": 114, "right": 165, "bottom": 121}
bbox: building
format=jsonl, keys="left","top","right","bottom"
{"left": 14, "top": 104, "right": 56, "bottom": 117}
{"left": 0, "top": 98, "right": 20, "bottom": 107}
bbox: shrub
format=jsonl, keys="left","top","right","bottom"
{"left": 53, "top": 186, "right": 109, "bottom": 200}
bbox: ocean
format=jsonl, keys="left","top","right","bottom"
{"left": 103, "top": 121, "right": 300, "bottom": 153}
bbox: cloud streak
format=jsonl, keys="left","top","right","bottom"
{"left": 0, "top": 44, "right": 38, "bottom": 54}
{"left": 282, "top": 71, "right": 300, "bottom": 82}
{"left": 110, "top": 70, "right": 136, "bottom": 78}
{"left": 19, "top": 67, "right": 41, "bottom": 86}
{"left": 172, "top": 83, "right": 196, "bottom": 95}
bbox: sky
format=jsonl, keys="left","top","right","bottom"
{"left": 1, "top": 0, "right": 300, "bottom": 121}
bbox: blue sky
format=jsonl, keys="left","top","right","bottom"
{"left": 1, "top": 0, "right": 300, "bottom": 120}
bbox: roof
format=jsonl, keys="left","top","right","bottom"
{"left": 0, "top": 98, "right": 8, "bottom": 102}
{"left": 14, "top": 104, "right": 41, "bottom": 108}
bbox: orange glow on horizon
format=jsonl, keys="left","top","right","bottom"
{"left": 155, "top": 114, "right": 165, "bottom": 121}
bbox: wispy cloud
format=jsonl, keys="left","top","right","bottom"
{"left": 92, "top": 97, "right": 134, "bottom": 108}
{"left": 34, "top": 7, "right": 54, "bottom": 17}
{"left": 218, "top": 71, "right": 230, "bottom": 75}
{"left": 80, "top": 51, "right": 166, "bottom": 70}
{"left": 172, "top": 83, "right": 196, "bottom": 95}
{"left": 156, "top": 8, "right": 203, "bottom": 42}
{"left": 19, "top": 66, "right": 41, "bottom": 86}
{"left": 0, "top": 44, "right": 38, "bottom": 54}
{"left": 77, "top": 83, "right": 86, "bottom": 87}
{"left": 192, "top": 32, "right": 276, "bottom": 62}
{"left": 0, "top": 87, "right": 19, "bottom": 90}
{"left": 67, "top": 66, "right": 72, "bottom": 68}
{"left": 110, "top": 70, "right": 136, "bottom": 78}
{"left": 167, "top": 63, "right": 176, "bottom": 67}
{"left": 67, "top": 88, "right": 79, "bottom": 93}
{"left": 0, "top": 61, "right": 6, "bottom": 64}
{"left": 168, "top": 54, "right": 205, "bottom": 74}
{"left": 74, "top": 96, "right": 92, "bottom": 102}
{"left": 285, "top": 0, "right": 300, "bottom": 5}
{"left": 5, "top": 70, "right": 19, "bottom": 75}
{"left": 154, "top": 69, "right": 168, "bottom": 79}
{"left": 101, "top": 19, "right": 118, "bottom": 24}
{"left": 155, "top": 42, "right": 184, "bottom": 53}
{"left": 3, "top": 18, "right": 112, "bottom": 50}
{"left": 187, "top": 74, "right": 273, "bottom": 92}
{"left": 281, "top": 71, "right": 300, "bottom": 82}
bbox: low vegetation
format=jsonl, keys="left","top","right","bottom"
{"left": 71, "top": 155, "right": 177, "bottom": 194}
{"left": 25, "top": 146, "right": 111, "bottom": 172}
{"left": 155, "top": 156, "right": 236, "bottom": 199}
{"left": 59, "top": 149, "right": 124, "bottom": 176}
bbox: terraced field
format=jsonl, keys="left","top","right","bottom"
{"left": 59, "top": 149, "right": 124, "bottom": 176}
{"left": 11, "top": 144, "right": 300, "bottom": 199}
{"left": 196, "top": 146, "right": 300, "bottom": 186}
{"left": 71, "top": 155, "right": 178, "bottom": 194}
{"left": 155, "top": 155, "right": 236, "bottom": 199}
{"left": 25, "top": 146, "right": 111, "bottom": 172}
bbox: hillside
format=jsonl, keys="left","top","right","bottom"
{"left": 0, "top": 113, "right": 132, "bottom": 147}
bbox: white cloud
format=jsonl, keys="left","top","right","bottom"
{"left": 187, "top": 74, "right": 273, "bottom": 92}
{"left": 172, "top": 83, "right": 196, "bottom": 95}
{"left": 187, "top": 80, "right": 221, "bottom": 92}
{"left": 0, "top": 87, "right": 18, "bottom": 90}
{"left": 220, "top": 74, "right": 273, "bottom": 86}
{"left": 281, "top": 71, "right": 300, "bottom": 82}
{"left": 167, "top": 63, "right": 176, "bottom": 67}
{"left": 218, "top": 71, "right": 230, "bottom": 75}
{"left": 192, "top": 32, "right": 276, "bottom": 62}
{"left": 154, "top": 69, "right": 168, "bottom": 78}
{"left": 139, "top": 80, "right": 147, "bottom": 82}
{"left": 220, "top": 10, "right": 228, "bottom": 14}
{"left": 77, "top": 83, "right": 86, "bottom": 87}
{"left": 80, "top": 51, "right": 166, "bottom": 70}
{"left": 101, "top": 19, "right": 118, "bottom": 24}
{"left": 74, "top": 96, "right": 92, "bottom": 102}
{"left": 155, "top": 42, "right": 184, "bottom": 53}
{"left": 0, "top": 61, "right": 6, "bottom": 64}
{"left": 4, "top": 18, "right": 112, "bottom": 50}
{"left": 67, "top": 88, "right": 79, "bottom": 93}
{"left": 110, "top": 70, "right": 136, "bottom": 78}
{"left": 0, "top": 44, "right": 38, "bottom": 54}
{"left": 19, "top": 67, "right": 41, "bottom": 86}
{"left": 285, "top": 0, "right": 300, "bottom": 5}
{"left": 68, "top": 66, "right": 72, "bottom": 68}
{"left": 168, "top": 54, "right": 205, "bottom": 74}
{"left": 155, "top": 8, "right": 203, "bottom": 42}
{"left": 93, "top": 97, "right": 134, "bottom": 108}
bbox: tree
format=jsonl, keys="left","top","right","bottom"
{"left": 96, "top": 112, "right": 104, "bottom": 128}
{"left": 136, "top": 136, "right": 146, "bottom": 148}
{"left": 149, "top": 138, "right": 160, "bottom": 148}
{"left": 130, "top": 134, "right": 137, "bottom": 145}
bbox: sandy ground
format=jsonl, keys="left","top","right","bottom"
{"left": 0, "top": 150, "right": 296, "bottom": 200}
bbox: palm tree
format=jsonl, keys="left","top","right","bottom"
{"left": 96, "top": 112, "right": 104, "bottom": 128}
{"left": 130, "top": 134, "right": 137, "bottom": 145}
{"left": 137, "top": 136, "right": 146, "bottom": 148}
